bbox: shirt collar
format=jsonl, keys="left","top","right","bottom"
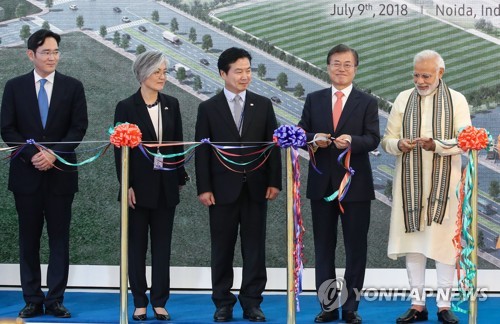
{"left": 331, "top": 84, "right": 353, "bottom": 98}
{"left": 224, "top": 88, "right": 246, "bottom": 102}
{"left": 34, "top": 70, "right": 55, "bottom": 84}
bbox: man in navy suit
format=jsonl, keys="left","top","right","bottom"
{"left": 1, "top": 29, "right": 88, "bottom": 318}
{"left": 298, "top": 44, "right": 380, "bottom": 323}
{"left": 195, "top": 47, "right": 281, "bottom": 322}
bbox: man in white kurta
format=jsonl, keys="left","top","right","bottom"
{"left": 381, "top": 50, "right": 471, "bottom": 324}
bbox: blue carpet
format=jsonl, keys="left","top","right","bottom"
{"left": 0, "top": 290, "right": 496, "bottom": 323}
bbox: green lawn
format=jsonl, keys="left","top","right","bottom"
{"left": 216, "top": 0, "right": 500, "bottom": 101}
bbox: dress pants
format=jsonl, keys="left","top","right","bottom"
{"left": 128, "top": 198, "right": 176, "bottom": 308}
{"left": 406, "top": 253, "right": 456, "bottom": 308}
{"left": 14, "top": 181, "right": 74, "bottom": 308}
{"left": 311, "top": 199, "right": 371, "bottom": 312}
{"left": 209, "top": 183, "right": 267, "bottom": 309}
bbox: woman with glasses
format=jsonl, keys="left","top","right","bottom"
{"left": 114, "top": 51, "right": 187, "bottom": 321}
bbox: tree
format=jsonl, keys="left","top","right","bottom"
{"left": 176, "top": 67, "right": 187, "bottom": 83}
{"left": 136, "top": 44, "right": 146, "bottom": 55}
{"left": 99, "top": 25, "right": 107, "bottom": 38}
{"left": 489, "top": 180, "right": 500, "bottom": 201}
{"left": 20, "top": 25, "right": 31, "bottom": 43}
{"left": 170, "top": 18, "right": 179, "bottom": 32}
{"left": 384, "top": 179, "right": 393, "bottom": 200}
{"left": 76, "top": 15, "right": 84, "bottom": 29}
{"left": 15, "top": 3, "right": 28, "bottom": 18}
{"left": 478, "top": 230, "right": 485, "bottom": 250}
{"left": 113, "top": 31, "right": 121, "bottom": 47}
{"left": 42, "top": 21, "right": 50, "bottom": 30}
{"left": 294, "top": 83, "right": 305, "bottom": 98}
{"left": 276, "top": 72, "right": 288, "bottom": 90}
{"left": 45, "top": 0, "right": 54, "bottom": 8}
{"left": 189, "top": 27, "right": 197, "bottom": 43}
{"left": 121, "top": 35, "right": 130, "bottom": 50}
{"left": 193, "top": 75, "right": 202, "bottom": 92}
{"left": 151, "top": 10, "right": 159, "bottom": 23}
{"left": 257, "top": 63, "right": 266, "bottom": 79}
{"left": 201, "top": 34, "right": 213, "bottom": 52}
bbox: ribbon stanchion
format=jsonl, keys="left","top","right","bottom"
{"left": 110, "top": 123, "right": 143, "bottom": 324}
{"left": 286, "top": 148, "right": 295, "bottom": 324}
{"left": 119, "top": 146, "right": 129, "bottom": 324}
{"left": 452, "top": 125, "right": 493, "bottom": 324}
{"left": 273, "top": 125, "right": 306, "bottom": 321}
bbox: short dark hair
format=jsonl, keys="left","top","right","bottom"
{"left": 217, "top": 47, "right": 252, "bottom": 74}
{"left": 27, "top": 29, "right": 61, "bottom": 51}
{"left": 326, "top": 44, "right": 359, "bottom": 67}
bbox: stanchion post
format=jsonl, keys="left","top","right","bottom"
{"left": 286, "top": 148, "right": 296, "bottom": 324}
{"left": 120, "top": 146, "right": 130, "bottom": 324}
{"left": 469, "top": 150, "right": 478, "bottom": 324}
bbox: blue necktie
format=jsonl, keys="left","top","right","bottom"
{"left": 38, "top": 79, "right": 49, "bottom": 128}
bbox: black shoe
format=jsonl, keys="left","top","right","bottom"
{"left": 153, "top": 307, "right": 171, "bottom": 321}
{"left": 19, "top": 303, "right": 44, "bottom": 318}
{"left": 132, "top": 308, "right": 147, "bottom": 321}
{"left": 396, "top": 308, "right": 428, "bottom": 323}
{"left": 437, "top": 309, "right": 459, "bottom": 324}
{"left": 342, "top": 310, "right": 362, "bottom": 323}
{"left": 243, "top": 306, "right": 266, "bottom": 322}
{"left": 45, "top": 301, "right": 71, "bottom": 318}
{"left": 314, "top": 309, "right": 339, "bottom": 323}
{"left": 214, "top": 305, "right": 233, "bottom": 322}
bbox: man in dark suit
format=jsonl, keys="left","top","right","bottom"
{"left": 298, "top": 44, "right": 380, "bottom": 323}
{"left": 195, "top": 47, "right": 281, "bottom": 322}
{"left": 0, "top": 29, "right": 88, "bottom": 318}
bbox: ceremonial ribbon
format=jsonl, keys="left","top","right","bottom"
{"left": 323, "top": 146, "right": 354, "bottom": 213}
{"left": 273, "top": 125, "right": 306, "bottom": 311}
{"left": 451, "top": 126, "right": 492, "bottom": 313}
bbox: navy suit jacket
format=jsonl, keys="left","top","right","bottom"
{"left": 195, "top": 90, "right": 282, "bottom": 205}
{"left": 1, "top": 70, "right": 88, "bottom": 194}
{"left": 298, "top": 87, "right": 380, "bottom": 201}
{"left": 114, "top": 90, "right": 187, "bottom": 209}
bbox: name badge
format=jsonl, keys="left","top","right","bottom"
{"left": 153, "top": 156, "right": 164, "bottom": 170}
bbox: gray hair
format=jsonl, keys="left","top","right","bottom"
{"left": 133, "top": 51, "right": 169, "bottom": 83}
{"left": 413, "top": 50, "right": 445, "bottom": 71}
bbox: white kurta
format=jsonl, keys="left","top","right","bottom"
{"left": 381, "top": 87, "right": 471, "bottom": 265}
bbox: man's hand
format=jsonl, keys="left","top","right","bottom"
{"left": 333, "top": 134, "right": 352, "bottom": 149}
{"left": 314, "top": 133, "right": 332, "bottom": 148}
{"left": 397, "top": 139, "right": 416, "bottom": 153}
{"left": 128, "top": 187, "right": 136, "bottom": 209}
{"left": 31, "top": 149, "right": 56, "bottom": 171}
{"left": 265, "top": 187, "right": 280, "bottom": 200}
{"left": 198, "top": 192, "right": 215, "bottom": 207}
{"left": 415, "top": 137, "right": 436, "bottom": 152}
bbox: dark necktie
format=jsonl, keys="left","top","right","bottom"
{"left": 38, "top": 79, "right": 49, "bottom": 128}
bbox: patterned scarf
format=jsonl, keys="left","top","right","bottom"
{"left": 401, "top": 80, "right": 454, "bottom": 233}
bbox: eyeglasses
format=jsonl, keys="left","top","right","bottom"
{"left": 153, "top": 70, "right": 168, "bottom": 77}
{"left": 329, "top": 62, "right": 355, "bottom": 70}
{"left": 412, "top": 73, "right": 433, "bottom": 80}
{"left": 36, "top": 50, "right": 61, "bottom": 58}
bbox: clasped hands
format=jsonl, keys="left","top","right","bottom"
{"left": 397, "top": 137, "right": 436, "bottom": 153}
{"left": 314, "top": 133, "right": 351, "bottom": 150}
{"left": 31, "top": 149, "right": 56, "bottom": 171}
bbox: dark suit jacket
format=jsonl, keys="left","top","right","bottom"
{"left": 114, "top": 90, "right": 186, "bottom": 209}
{"left": 195, "top": 90, "right": 282, "bottom": 205}
{"left": 1, "top": 70, "right": 88, "bottom": 194}
{"left": 298, "top": 87, "right": 380, "bottom": 201}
